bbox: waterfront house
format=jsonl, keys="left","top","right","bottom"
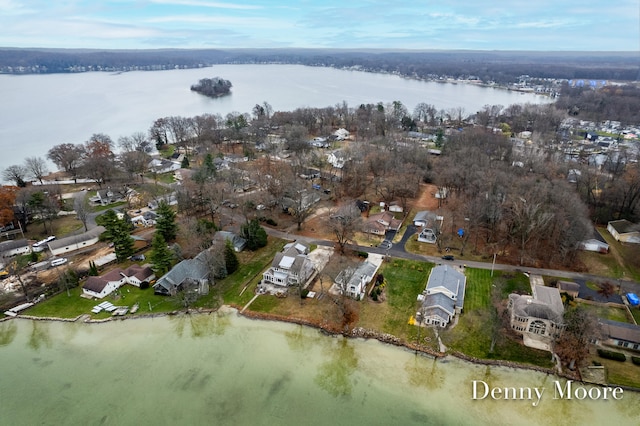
{"left": 153, "top": 250, "right": 210, "bottom": 296}
{"left": 599, "top": 319, "right": 640, "bottom": 353}
{"left": 82, "top": 265, "right": 155, "bottom": 299}
{"left": 417, "top": 265, "right": 466, "bottom": 327}
{"left": 335, "top": 260, "right": 379, "bottom": 301}
{"left": 508, "top": 285, "right": 565, "bottom": 351}
{"left": 262, "top": 242, "right": 313, "bottom": 287}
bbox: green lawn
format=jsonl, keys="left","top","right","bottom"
{"left": 631, "top": 307, "right": 640, "bottom": 324}
{"left": 594, "top": 356, "right": 640, "bottom": 388}
{"left": 24, "top": 285, "right": 173, "bottom": 319}
{"left": 581, "top": 303, "right": 632, "bottom": 323}
{"left": 441, "top": 268, "right": 553, "bottom": 368}
{"left": 357, "top": 259, "right": 432, "bottom": 342}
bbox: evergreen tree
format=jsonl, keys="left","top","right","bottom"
{"left": 150, "top": 232, "right": 174, "bottom": 276}
{"left": 224, "top": 240, "right": 239, "bottom": 275}
{"left": 240, "top": 219, "right": 268, "bottom": 250}
{"left": 181, "top": 156, "right": 190, "bottom": 168}
{"left": 156, "top": 200, "right": 177, "bottom": 242}
{"left": 88, "top": 261, "right": 99, "bottom": 276}
{"left": 99, "top": 209, "right": 135, "bottom": 262}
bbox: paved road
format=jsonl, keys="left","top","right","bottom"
{"left": 262, "top": 225, "right": 640, "bottom": 296}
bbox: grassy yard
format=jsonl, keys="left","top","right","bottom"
{"left": 440, "top": 268, "right": 553, "bottom": 368}
{"left": 590, "top": 349, "right": 640, "bottom": 388}
{"left": 358, "top": 259, "right": 435, "bottom": 344}
{"left": 630, "top": 307, "right": 640, "bottom": 324}
{"left": 216, "top": 236, "right": 287, "bottom": 308}
{"left": 580, "top": 303, "right": 632, "bottom": 323}
{"left": 24, "top": 285, "right": 173, "bottom": 319}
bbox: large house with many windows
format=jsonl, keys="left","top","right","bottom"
{"left": 262, "top": 242, "right": 313, "bottom": 287}
{"left": 508, "top": 285, "right": 565, "bottom": 351}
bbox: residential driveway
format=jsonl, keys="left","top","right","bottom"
{"left": 307, "top": 246, "right": 334, "bottom": 271}
{"left": 574, "top": 278, "right": 624, "bottom": 303}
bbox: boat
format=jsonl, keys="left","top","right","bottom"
{"left": 130, "top": 303, "right": 139, "bottom": 314}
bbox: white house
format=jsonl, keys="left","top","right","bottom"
{"left": 262, "top": 242, "right": 313, "bottom": 287}
{"left": 327, "top": 150, "right": 348, "bottom": 169}
{"left": 82, "top": 269, "right": 127, "bottom": 299}
{"left": 148, "top": 158, "right": 181, "bottom": 174}
{"left": 48, "top": 226, "right": 105, "bottom": 256}
{"left": 0, "top": 239, "right": 31, "bottom": 260}
{"left": 417, "top": 265, "right": 466, "bottom": 327}
{"left": 333, "top": 128, "right": 350, "bottom": 140}
{"left": 121, "top": 264, "right": 155, "bottom": 287}
{"left": 335, "top": 260, "right": 379, "bottom": 301}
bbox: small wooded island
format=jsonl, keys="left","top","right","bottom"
{"left": 190, "top": 77, "right": 232, "bottom": 98}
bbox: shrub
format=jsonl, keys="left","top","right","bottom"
{"left": 265, "top": 218, "right": 278, "bottom": 226}
{"left": 300, "top": 288, "right": 309, "bottom": 299}
{"left": 591, "top": 361, "right": 602, "bottom": 366}
{"left": 357, "top": 251, "right": 369, "bottom": 258}
{"left": 597, "top": 349, "right": 626, "bottom": 362}
{"left": 140, "top": 282, "right": 150, "bottom": 290}
{"left": 632, "top": 356, "right": 640, "bottom": 366}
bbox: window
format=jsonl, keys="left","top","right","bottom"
{"left": 528, "top": 320, "right": 546, "bottom": 335}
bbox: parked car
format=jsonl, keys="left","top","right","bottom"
{"left": 50, "top": 258, "right": 68, "bottom": 267}
{"left": 441, "top": 255, "right": 455, "bottom": 261}
{"left": 130, "top": 254, "right": 146, "bottom": 261}
{"left": 379, "top": 240, "right": 393, "bottom": 250}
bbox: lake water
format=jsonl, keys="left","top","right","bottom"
{"left": 0, "top": 64, "right": 551, "bottom": 175}
{"left": 0, "top": 312, "right": 637, "bottom": 426}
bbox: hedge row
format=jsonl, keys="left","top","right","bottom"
{"left": 597, "top": 349, "right": 627, "bottom": 362}
{"left": 632, "top": 356, "right": 640, "bottom": 366}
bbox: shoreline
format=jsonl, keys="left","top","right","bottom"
{"left": 7, "top": 304, "right": 639, "bottom": 393}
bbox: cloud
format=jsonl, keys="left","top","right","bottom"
{"left": 149, "top": 0, "right": 262, "bottom": 10}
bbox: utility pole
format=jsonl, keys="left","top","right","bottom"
{"left": 491, "top": 253, "right": 497, "bottom": 277}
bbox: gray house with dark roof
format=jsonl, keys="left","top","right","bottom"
{"left": 508, "top": 285, "right": 565, "bottom": 351}
{"left": 417, "top": 265, "right": 466, "bottom": 327}
{"left": 153, "top": 250, "right": 211, "bottom": 296}
{"left": 335, "top": 260, "right": 380, "bottom": 301}
{"left": 214, "top": 231, "right": 247, "bottom": 252}
{"left": 607, "top": 219, "right": 640, "bottom": 243}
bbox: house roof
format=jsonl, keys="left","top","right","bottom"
{"left": 336, "top": 261, "right": 378, "bottom": 289}
{"left": 426, "top": 266, "right": 465, "bottom": 298}
{"left": 0, "top": 238, "right": 29, "bottom": 253}
{"left": 214, "top": 231, "right": 247, "bottom": 251}
{"left": 413, "top": 210, "right": 435, "bottom": 224}
{"left": 608, "top": 219, "right": 640, "bottom": 235}
{"left": 154, "top": 249, "right": 210, "bottom": 293}
{"left": 557, "top": 281, "right": 580, "bottom": 293}
{"left": 83, "top": 276, "right": 110, "bottom": 293}
{"left": 509, "top": 286, "right": 564, "bottom": 324}
{"left": 422, "top": 305, "right": 451, "bottom": 323}
{"left": 48, "top": 226, "right": 105, "bottom": 251}
{"left": 600, "top": 319, "right": 640, "bottom": 344}
{"left": 423, "top": 293, "right": 455, "bottom": 316}
{"left": 123, "top": 264, "right": 154, "bottom": 281}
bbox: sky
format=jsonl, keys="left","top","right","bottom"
{"left": 0, "top": 0, "right": 638, "bottom": 51}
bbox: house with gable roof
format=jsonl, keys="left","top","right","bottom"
{"left": 262, "top": 241, "right": 313, "bottom": 287}
{"left": 153, "top": 250, "right": 211, "bottom": 296}
{"left": 82, "top": 264, "right": 155, "bottom": 299}
{"left": 417, "top": 265, "right": 466, "bottom": 327}
{"left": 508, "top": 285, "right": 565, "bottom": 351}
{"left": 607, "top": 219, "right": 640, "bottom": 244}
{"left": 364, "top": 212, "right": 402, "bottom": 236}
{"left": 48, "top": 226, "right": 105, "bottom": 256}
{"left": 335, "top": 260, "right": 380, "bottom": 301}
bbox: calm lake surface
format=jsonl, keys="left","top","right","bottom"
{"left": 0, "top": 312, "right": 637, "bottom": 426}
{"left": 0, "top": 64, "right": 551, "bottom": 174}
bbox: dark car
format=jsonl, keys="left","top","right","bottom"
{"left": 441, "top": 255, "right": 455, "bottom": 261}
{"left": 130, "top": 254, "right": 146, "bottom": 261}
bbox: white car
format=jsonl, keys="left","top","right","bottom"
{"left": 50, "top": 258, "right": 68, "bottom": 267}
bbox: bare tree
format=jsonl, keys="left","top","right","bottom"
{"left": 325, "top": 202, "right": 363, "bottom": 253}
{"left": 74, "top": 194, "right": 91, "bottom": 232}
{"left": 2, "top": 165, "right": 28, "bottom": 187}
{"left": 24, "top": 156, "right": 49, "bottom": 185}
{"left": 47, "top": 143, "right": 85, "bottom": 177}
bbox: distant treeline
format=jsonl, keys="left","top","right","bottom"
{"left": 556, "top": 84, "right": 640, "bottom": 124}
{"left": 190, "top": 77, "right": 232, "bottom": 98}
{"left": 0, "top": 48, "right": 638, "bottom": 83}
